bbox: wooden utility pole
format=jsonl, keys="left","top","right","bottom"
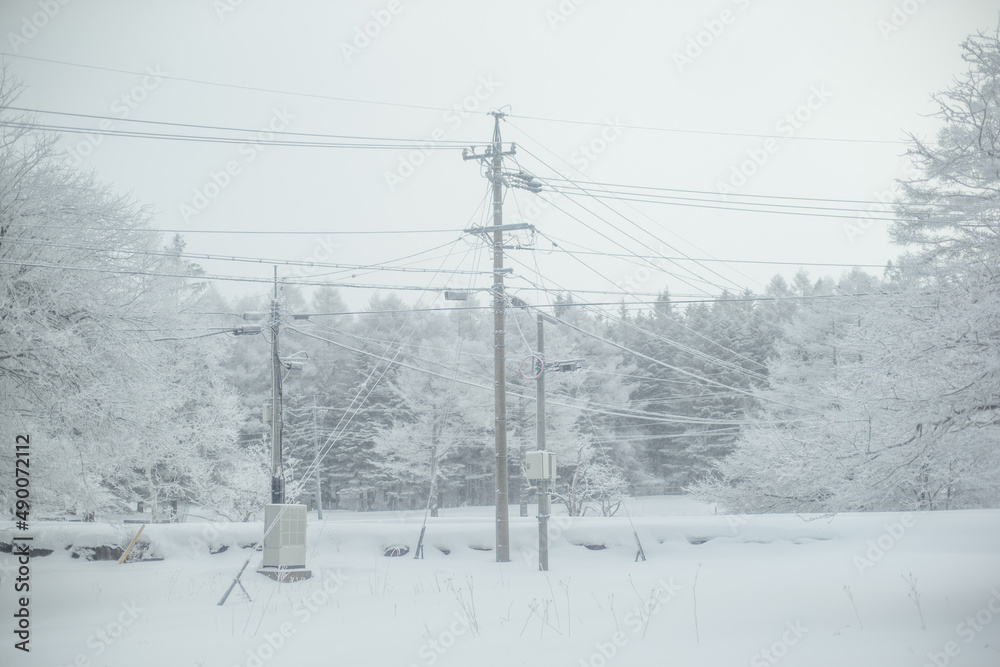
{"left": 535, "top": 313, "right": 549, "bottom": 571}
{"left": 463, "top": 111, "right": 520, "bottom": 562}
{"left": 269, "top": 267, "right": 284, "bottom": 504}
{"left": 232, "top": 272, "right": 311, "bottom": 580}
{"left": 489, "top": 112, "right": 510, "bottom": 563}
{"left": 526, "top": 310, "right": 579, "bottom": 571}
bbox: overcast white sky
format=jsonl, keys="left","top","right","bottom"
{"left": 2, "top": 0, "right": 998, "bottom": 311}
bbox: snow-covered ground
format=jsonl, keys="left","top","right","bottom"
{"left": 2, "top": 497, "right": 999, "bottom": 667}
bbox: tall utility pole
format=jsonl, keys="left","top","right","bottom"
{"left": 463, "top": 111, "right": 519, "bottom": 562}
{"left": 523, "top": 308, "right": 582, "bottom": 571}
{"left": 535, "top": 313, "right": 547, "bottom": 457}
{"left": 269, "top": 268, "right": 284, "bottom": 504}
{"left": 233, "top": 273, "right": 310, "bottom": 581}
{"left": 535, "top": 312, "right": 549, "bottom": 571}
{"left": 240, "top": 271, "right": 309, "bottom": 506}
{"left": 489, "top": 112, "right": 510, "bottom": 563}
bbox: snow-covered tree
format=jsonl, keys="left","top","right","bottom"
{"left": 695, "top": 28, "right": 1000, "bottom": 512}
{"left": 369, "top": 333, "right": 491, "bottom": 513}
{"left": 0, "top": 73, "right": 246, "bottom": 519}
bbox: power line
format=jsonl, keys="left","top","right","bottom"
{"left": 582, "top": 429, "right": 742, "bottom": 442}
{"left": 3, "top": 237, "right": 492, "bottom": 277}
{"left": 0, "top": 52, "right": 460, "bottom": 114}
{"left": 517, "top": 140, "right": 903, "bottom": 227}
{"left": 195, "top": 287, "right": 907, "bottom": 321}
{"left": 508, "top": 131, "right": 850, "bottom": 347}
{"left": 515, "top": 260, "right": 767, "bottom": 382}
{"left": 508, "top": 121, "right": 764, "bottom": 293}
{"left": 506, "top": 260, "right": 770, "bottom": 380}
{"left": 285, "top": 324, "right": 759, "bottom": 426}
{"left": 304, "top": 323, "right": 497, "bottom": 363}
{"left": 585, "top": 367, "right": 747, "bottom": 394}
{"left": 529, "top": 235, "right": 889, "bottom": 269}
{"left": 504, "top": 255, "right": 899, "bottom": 310}
{"left": 151, "top": 330, "right": 238, "bottom": 342}
{"left": 301, "top": 242, "right": 476, "bottom": 280}
{"left": 280, "top": 234, "right": 472, "bottom": 502}
{"left": 511, "top": 138, "right": 750, "bottom": 295}
{"left": 495, "top": 187, "right": 773, "bottom": 376}
{"left": 0, "top": 258, "right": 476, "bottom": 292}
{"left": 506, "top": 112, "right": 903, "bottom": 146}
{"left": 525, "top": 191, "right": 722, "bottom": 295}
{"left": 540, "top": 183, "right": 990, "bottom": 227}
{"left": 2, "top": 52, "right": 901, "bottom": 148}
{"left": 541, "top": 309, "right": 812, "bottom": 414}
{"left": 279, "top": 214, "right": 491, "bottom": 503}
{"left": 0, "top": 119, "right": 471, "bottom": 150}
{"left": 544, "top": 186, "right": 908, "bottom": 223}
{"left": 6, "top": 106, "right": 480, "bottom": 145}
{"left": 544, "top": 184, "right": 899, "bottom": 217}
{"left": 0, "top": 222, "right": 466, "bottom": 235}
{"left": 502, "top": 238, "right": 773, "bottom": 394}
{"left": 507, "top": 251, "right": 777, "bottom": 384}
{"left": 536, "top": 175, "right": 940, "bottom": 208}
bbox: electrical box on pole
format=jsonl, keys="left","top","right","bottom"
{"left": 527, "top": 450, "right": 556, "bottom": 572}
{"left": 525, "top": 451, "right": 557, "bottom": 482}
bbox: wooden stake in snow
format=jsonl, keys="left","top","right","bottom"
{"left": 693, "top": 563, "right": 702, "bottom": 643}
{"left": 118, "top": 524, "right": 146, "bottom": 564}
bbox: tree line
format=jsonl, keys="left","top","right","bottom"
{"left": 2, "top": 28, "right": 997, "bottom": 520}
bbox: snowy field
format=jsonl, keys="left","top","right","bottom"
{"left": 2, "top": 497, "right": 999, "bottom": 667}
